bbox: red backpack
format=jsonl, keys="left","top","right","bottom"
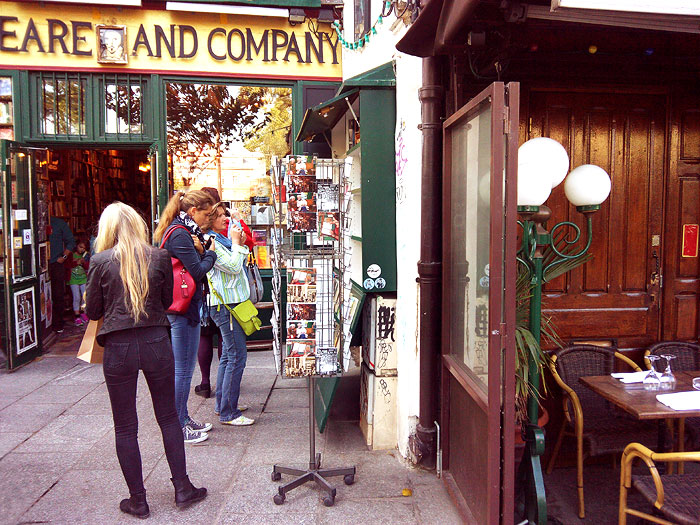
{"left": 160, "top": 226, "right": 196, "bottom": 314}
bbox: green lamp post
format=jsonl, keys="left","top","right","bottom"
{"left": 516, "top": 138, "right": 612, "bottom": 524}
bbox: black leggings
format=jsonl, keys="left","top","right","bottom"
{"left": 197, "top": 328, "right": 222, "bottom": 387}
{"left": 103, "top": 326, "right": 187, "bottom": 496}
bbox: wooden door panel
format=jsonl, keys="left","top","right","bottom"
{"left": 663, "top": 101, "right": 700, "bottom": 342}
{"left": 528, "top": 92, "right": 665, "bottom": 347}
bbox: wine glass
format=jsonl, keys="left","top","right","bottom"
{"left": 693, "top": 377, "right": 700, "bottom": 391}
{"left": 643, "top": 355, "right": 662, "bottom": 391}
{"left": 659, "top": 355, "right": 677, "bottom": 391}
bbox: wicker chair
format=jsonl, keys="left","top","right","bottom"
{"left": 645, "top": 342, "right": 700, "bottom": 451}
{"left": 644, "top": 342, "right": 700, "bottom": 372}
{"left": 619, "top": 442, "right": 700, "bottom": 525}
{"left": 546, "top": 344, "right": 658, "bottom": 519}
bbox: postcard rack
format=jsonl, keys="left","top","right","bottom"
{"left": 268, "top": 156, "right": 355, "bottom": 507}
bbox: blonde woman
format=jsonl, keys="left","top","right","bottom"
{"left": 154, "top": 190, "right": 217, "bottom": 444}
{"left": 86, "top": 202, "right": 207, "bottom": 519}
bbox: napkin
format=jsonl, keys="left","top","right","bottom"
{"left": 656, "top": 391, "right": 700, "bottom": 411}
{"left": 611, "top": 371, "right": 649, "bottom": 384}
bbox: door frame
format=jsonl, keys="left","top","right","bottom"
{"left": 440, "top": 82, "right": 518, "bottom": 524}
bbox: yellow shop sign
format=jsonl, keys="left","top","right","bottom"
{"left": 0, "top": 2, "right": 341, "bottom": 80}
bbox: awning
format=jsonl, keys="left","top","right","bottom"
{"left": 295, "top": 88, "right": 359, "bottom": 142}
{"left": 395, "top": 0, "right": 480, "bottom": 57}
{"left": 296, "top": 62, "right": 396, "bottom": 142}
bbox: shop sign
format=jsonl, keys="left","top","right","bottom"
{"left": 0, "top": 2, "right": 341, "bottom": 80}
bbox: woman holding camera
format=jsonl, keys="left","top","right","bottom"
{"left": 86, "top": 202, "right": 207, "bottom": 518}
{"left": 154, "top": 190, "right": 217, "bottom": 444}
{"left": 206, "top": 202, "right": 255, "bottom": 426}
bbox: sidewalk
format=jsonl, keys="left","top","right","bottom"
{"left": 0, "top": 350, "right": 461, "bottom": 524}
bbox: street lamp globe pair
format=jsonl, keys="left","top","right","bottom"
{"left": 517, "top": 137, "right": 611, "bottom": 210}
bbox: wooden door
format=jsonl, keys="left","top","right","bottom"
{"left": 664, "top": 95, "right": 700, "bottom": 341}
{"left": 526, "top": 91, "right": 666, "bottom": 349}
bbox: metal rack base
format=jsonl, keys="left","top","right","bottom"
{"left": 271, "top": 377, "right": 356, "bottom": 507}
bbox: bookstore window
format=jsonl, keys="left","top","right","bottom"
{"left": 165, "top": 82, "right": 292, "bottom": 268}
{"left": 102, "top": 75, "right": 146, "bottom": 136}
{"left": 36, "top": 73, "right": 87, "bottom": 137}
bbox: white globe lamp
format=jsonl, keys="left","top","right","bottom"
{"left": 518, "top": 137, "right": 570, "bottom": 190}
{"left": 564, "top": 164, "right": 611, "bottom": 210}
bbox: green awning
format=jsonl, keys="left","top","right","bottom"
{"left": 296, "top": 62, "right": 396, "bottom": 143}
{"left": 295, "top": 88, "right": 359, "bottom": 142}
{"left": 336, "top": 61, "right": 396, "bottom": 95}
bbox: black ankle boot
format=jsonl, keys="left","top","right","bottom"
{"left": 194, "top": 384, "right": 211, "bottom": 398}
{"left": 119, "top": 492, "right": 150, "bottom": 519}
{"left": 171, "top": 475, "right": 207, "bottom": 508}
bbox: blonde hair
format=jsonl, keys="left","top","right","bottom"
{"left": 94, "top": 202, "right": 152, "bottom": 323}
{"left": 153, "top": 190, "right": 215, "bottom": 243}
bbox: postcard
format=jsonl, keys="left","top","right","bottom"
{"left": 287, "top": 302, "right": 316, "bottom": 321}
{"left": 317, "top": 183, "right": 339, "bottom": 212}
{"left": 286, "top": 320, "right": 316, "bottom": 341}
{"left": 287, "top": 267, "right": 316, "bottom": 286}
{"left": 287, "top": 192, "right": 317, "bottom": 213}
{"left": 287, "top": 284, "right": 317, "bottom": 303}
{"left": 318, "top": 212, "right": 340, "bottom": 241}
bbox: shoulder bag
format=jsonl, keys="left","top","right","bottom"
{"left": 247, "top": 252, "right": 264, "bottom": 305}
{"left": 207, "top": 277, "right": 261, "bottom": 336}
{"left": 160, "top": 225, "right": 196, "bottom": 314}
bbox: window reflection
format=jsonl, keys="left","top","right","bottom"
{"left": 41, "top": 78, "right": 86, "bottom": 135}
{"left": 105, "top": 83, "right": 142, "bottom": 134}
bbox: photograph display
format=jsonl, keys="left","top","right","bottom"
{"left": 286, "top": 320, "right": 315, "bottom": 340}
{"left": 287, "top": 284, "right": 316, "bottom": 303}
{"left": 317, "top": 183, "right": 339, "bottom": 212}
{"left": 287, "top": 193, "right": 316, "bottom": 213}
{"left": 318, "top": 212, "right": 340, "bottom": 241}
{"left": 287, "top": 303, "right": 316, "bottom": 321}
{"left": 97, "top": 25, "right": 128, "bottom": 64}
{"left": 14, "top": 288, "right": 37, "bottom": 355}
{"left": 288, "top": 268, "right": 316, "bottom": 285}
{"left": 316, "top": 347, "right": 339, "bottom": 376}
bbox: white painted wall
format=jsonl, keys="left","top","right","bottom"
{"left": 338, "top": 0, "right": 424, "bottom": 458}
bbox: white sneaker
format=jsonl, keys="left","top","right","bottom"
{"left": 221, "top": 415, "right": 255, "bottom": 426}
{"left": 183, "top": 426, "right": 209, "bottom": 444}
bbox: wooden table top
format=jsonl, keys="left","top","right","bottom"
{"left": 580, "top": 371, "right": 700, "bottom": 420}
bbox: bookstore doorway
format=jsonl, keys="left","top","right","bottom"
{"left": 42, "top": 145, "right": 155, "bottom": 356}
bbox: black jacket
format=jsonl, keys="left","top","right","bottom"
{"left": 86, "top": 246, "right": 173, "bottom": 346}
{"left": 160, "top": 222, "right": 216, "bottom": 325}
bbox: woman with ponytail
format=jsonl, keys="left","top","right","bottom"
{"left": 86, "top": 202, "right": 207, "bottom": 518}
{"left": 154, "top": 190, "right": 217, "bottom": 444}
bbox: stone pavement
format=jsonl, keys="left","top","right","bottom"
{"left": 0, "top": 350, "right": 461, "bottom": 524}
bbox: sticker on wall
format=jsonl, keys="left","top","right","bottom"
{"left": 374, "top": 278, "right": 386, "bottom": 289}
{"left": 682, "top": 224, "right": 699, "bottom": 257}
{"left": 366, "top": 264, "right": 382, "bottom": 278}
{"left": 363, "top": 278, "right": 375, "bottom": 290}
{"left": 23, "top": 229, "right": 32, "bottom": 245}
{"left": 13, "top": 237, "right": 21, "bottom": 249}
{"left": 479, "top": 276, "right": 489, "bottom": 288}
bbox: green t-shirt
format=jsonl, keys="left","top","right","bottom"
{"left": 68, "top": 252, "right": 87, "bottom": 285}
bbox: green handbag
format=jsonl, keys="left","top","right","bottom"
{"left": 232, "top": 300, "right": 262, "bottom": 336}
{"left": 207, "top": 278, "right": 262, "bottom": 336}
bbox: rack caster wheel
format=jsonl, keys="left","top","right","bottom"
{"left": 322, "top": 495, "right": 335, "bottom": 507}
{"left": 343, "top": 474, "right": 355, "bottom": 485}
{"left": 271, "top": 471, "right": 281, "bottom": 481}
{"left": 273, "top": 493, "right": 285, "bottom": 505}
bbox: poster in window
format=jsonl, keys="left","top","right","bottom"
{"left": 14, "top": 288, "right": 37, "bottom": 355}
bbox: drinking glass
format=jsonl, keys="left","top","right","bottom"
{"left": 692, "top": 377, "right": 700, "bottom": 391}
{"left": 659, "top": 354, "right": 677, "bottom": 391}
{"left": 643, "top": 355, "right": 661, "bottom": 391}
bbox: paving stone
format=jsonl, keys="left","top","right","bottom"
{"left": 0, "top": 451, "right": 82, "bottom": 524}
{"left": 315, "top": 497, "right": 418, "bottom": 525}
{"left": 17, "top": 468, "right": 132, "bottom": 524}
{"left": 0, "top": 432, "right": 31, "bottom": 459}
{"left": 412, "top": 483, "right": 464, "bottom": 524}
{"left": 76, "top": 427, "right": 165, "bottom": 474}
{"left": 0, "top": 402, "right": 69, "bottom": 433}
{"left": 50, "top": 362, "right": 106, "bottom": 385}
{"left": 0, "top": 395, "right": 20, "bottom": 411}
{"left": 146, "top": 444, "right": 244, "bottom": 495}
{"left": 14, "top": 414, "right": 114, "bottom": 453}
{"left": 264, "top": 388, "right": 309, "bottom": 412}
{"left": 275, "top": 376, "right": 308, "bottom": 389}
{"left": 219, "top": 512, "right": 318, "bottom": 524}
{"left": 15, "top": 382, "right": 99, "bottom": 405}
{"left": 323, "top": 420, "right": 370, "bottom": 454}
{"left": 224, "top": 464, "right": 321, "bottom": 515}
{"left": 145, "top": 491, "right": 228, "bottom": 524}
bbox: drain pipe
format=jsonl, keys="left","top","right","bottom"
{"left": 410, "top": 55, "right": 443, "bottom": 469}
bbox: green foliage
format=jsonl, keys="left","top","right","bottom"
{"left": 243, "top": 88, "right": 292, "bottom": 166}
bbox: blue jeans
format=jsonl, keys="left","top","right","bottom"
{"left": 167, "top": 314, "right": 201, "bottom": 427}
{"left": 210, "top": 305, "right": 247, "bottom": 422}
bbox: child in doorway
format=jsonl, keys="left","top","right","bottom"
{"left": 66, "top": 239, "right": 89, "bottom": 326}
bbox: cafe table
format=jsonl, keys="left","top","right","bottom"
{"left": 580, "top": 370, "right": 700, "bottom": 473}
